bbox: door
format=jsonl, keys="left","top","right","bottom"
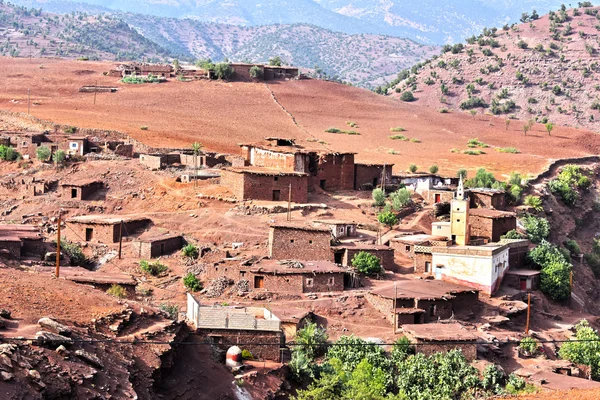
{"left": 160, "top": 243, "right": 165, "bottom": 256}
{"left": 435, "top": 194, "right": 441, "bottom": 203}
{"left": 71, "top": 188, "right": 78, "bottom": 199}
{"left": 435, "top": 266, "right": 443, "bottom": 279}
{"left": 254, "top": 276, "right": 264, "bottom": 289}
{"left": 372, "top": 178, "right": 378, "bottom": 187}
{"left": 85, "top": 228, "right": 93, "bottom": 241}
{"left": 272, "top": 190, "right": 281, "bottom": 201}
{"left": 346, "top": 226, "right": 352, "bottom": 237}
{"left": 425, "top": 262, "right": 431, "bottom": 273}
{"left": 320, "top": 180, "right": 326, "bottom": 190}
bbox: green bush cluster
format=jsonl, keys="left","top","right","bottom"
{"left": 528, "top": 240, "right": 572, "bottom": 301}
{"left": 522, "top": 214, "right": 550, "bottom": 244}
{"left": 106, "top": 284, "right": 127, "bottom": 298}
{"left": 183, "top": 272, "right": 202, "bottom": 291}
{"left": 548, "top": 165, "right": 591, "bottom": 207}
{"left": 122, "top": 74, "right": 165, "bottom": 84}
{"left": 559, "top": 320, "right": 600, "bottom": 380}
{"left": 372, "top": 188, "right": 386, "bottom": 207}
{"left": 140, "top": 260, "right": 168, "bottom": 276}
{"left": 459, "top": 96, "right": 487, "bottom": 110}
{"left": 351, "top": 251, "right": 382, "bottom": 275}
{"left": 0, "top": 145, "right": 19, "bottom": 161}
{"left": 519, "top": 337, "right": 540, "bottom": 355}
{"left": 61, "top": 240, "right": 87, "bottom": 266}
{"left": 182, "top": 244, "right": 199, "bottom": 259}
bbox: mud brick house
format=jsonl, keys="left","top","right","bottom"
{"left": 177, "top": 65, "right": 212, "bottom": 79}
{"left": 468, "top": 188, "right": 506, "bottom": 210}
{"left": 427, "top": 188, "right": 455, "bottom": 204}
{"left": 504, "top": 269, "right": 541, "bottom": 291}
{"left": 1, "top": 131, "right": 53, "bottom": 158}
{"left": 239, "top": 139, "right": 356, "bottom": 191}
{"left": 116, "top": 63, "right": 173, "bottom": 78}
{"left": 431, "top": 243, "right": 510, "bottom": 295}
{"left": 268, "top": 223, "right": 332, "bottom": 261}
{"left": 365, "top": 280, "right": 479, "bottom": 328}
{"left": 402, "top": 323, "right": 478, "bottom": 360}
{"left": 263, "top": 65, "right": 299, "bottom": 80}
{"left": 139, "top": 153, "right": 181, "bottom": 170}
{"left": 132, "top": 232, "right": 183, "bottom": 259}
{"left": 60, "top": 179, "right": 104, "bottom": 201}
{"left": 247, "top": 260, "right": 345, "bottom": 293}
{"left": 468, "top": 208, "right": 517, "bottom": 243}
{"left": 64, "top": 215, "right": 151, "bottom": 244}
{"left": 0, "top": 224, "right": 44, "bottom": 259}
{"left": 270, "top": 307, "right": 314, "bottom": 341}
{"left": 187, "top": 294, "right": 284, "bottom": 361}
{"left": 354, "top": 163, "right": 393, "bottom": 190}
{"left": 313, "top": 220, "right": 357, "bottom": 239}
{"left": 332, "top": 242, "right": 395, "bottom": 271}
{"left": 67, "top": 137, "right": 89, "bottom": 156}
{"left": 230, "top": 63, "right": 262, "bottom": 81}
{"left": 23, "top": 177, "right": 57, "bottom": 196}
{"left": 389, "top": 234, "right": 450, "bottom": 274}
{"left": 220, "top": 167, "right": 309, "bottom": 203}
{"left": 500, "top": 239, "right": 529, "bottom": 268}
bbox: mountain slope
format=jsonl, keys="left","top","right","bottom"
{"left": 387, "top": 5, "right": 600, "bottom": 133}
{"left": 10, "top": 0, "right": 573, "bottom": 44}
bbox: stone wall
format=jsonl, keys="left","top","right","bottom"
{"left": 470, "top": 192, "right": 506, "bottom": 210}
{"left": 61, "top": 182, "right": 104, "bottom": 201}
{"left": 64, "top": 223, "right": 117, "bottom": 243}
{"left": 220, "top": 170, "right": 309, "bottom": 203}
{"left": 354, "top": 164, "right": 393, "bottom": 190}
{"left": 364, "top": 292, "right": 394, "bottom": 322}
{"left": 250, "top": 272, "right": 343, "bottom": 293}
{"left": 249, "top": 148, "right": 296, "bottom": 171}
{"left": 469, "top": 215, "right": 516, "bottom": 242}
{"left": 415, "top": 299, "right": 453, "bottom": 322}
{"left": 201, "top": 329, "right": 284, "bottom": 361}
{"left": 0, "top": 240, "right": 21, "bottom": 259}
{"left": 268, "top": 227, "right": 332, "bottom": 261}
{"left": 311, "top": 154, "right": 355, "bottom": 191}
{"left": 414, "top": 252, "right": 433, "bottom": 274}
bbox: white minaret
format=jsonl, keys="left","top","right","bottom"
{"left": 451, "top": 176, "right": 470, "bottom": 246}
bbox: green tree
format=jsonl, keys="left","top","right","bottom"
{"left": 295, "top": 321, "right": 328, "bottom": 361}
{"left": 559, "top": 320, "right": 600, "bottom": 380}
{"left": 249, "top": 65, "right": 263, "bottom": 79}
{"left": 0, "top": 145, "right": 19, "bottom": 161}
{"left": 465, "top": 168, "right": 496, "bottom": 188}
{"left": 183, "top": 272, "right": 202, "bottom": 291}
{"left": 524, "top": 195, "right": 543, "bottom": 211}
{"left": 53, "top": 150, "right": 66, "bottom": 165}
{"left": 377, "top": 211, "right": 398, "bottom": 230}
{"left": 408, "top": 164, "right": 418, "bottom": 173}
{"left": 522, "top": 214, "right": 550, "bottom": 243}
{"left": 36, "top": 145, "right": 51, "bottom": 162}
{"left": 351, "top": 251, "right": 382, "bottom": 275}
{"left": 372, "top": 188, "right": 386, "bottom": 207}
{"left": 545, "top": 122, "right": 554, "bottom": 136}
{"left": 457, "top": 168, "right": 468, "bottom": 179}
{"left": 269, "top": 56, "right": 283, "bottom": 66}
{"left": 400, "top": 91, "right": 415, "bottom": 102}
{"left": 195, "top": 58, "right": 215, "bottom": 70}
{"left": 214, "top": 62, "right": 233, "bottom": 80}
{"left": 172, "top": 58, "right": 180, "bottom": 70}
{"left": 390, "top": 188, "right": 412, "bottom": 211}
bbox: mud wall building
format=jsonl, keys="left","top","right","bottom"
{"left": 61, "top": 180, "right": 104, "bottom": 201}
{"left": 268, "top": 223, "right": 332, "bottom": 261}
{"left": 0, "top": 225, "right": 45, "bottom": 260}
{"left": 402, "top": 323, "right": 478, "bottom": 361}
{"left": 248, "top": 260, "right": 345, "bottom": 293}
{"left": 64, "top": 215, "right": 151, "bottom": 244}
{"left": 354, "top": 163, "right": 394, "bottom": 190}
{"left": 139, "top": 153, "right": 181, "bottom": 170}
{"left": 468, "top": 189, "right": 506, "bottom": 210}
{"left": 220, "top": 168, "right": 309, "bottom": 203}
{"left": 333, "top": 243, "right": 395, "bottom": 271}
{"left": 314, "top": 220, "right": 357, "bottom": 239}
{"left": 468, "top": 209, "right": 517, "bottom": 243}
{"left": 132, "top": 232, "right": 183, "bottom": 259}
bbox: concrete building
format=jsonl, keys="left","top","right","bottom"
{"left": 268, "top": 223, "right": 332, "bottom": 261}
{"left": 365, "top": 280, "right": 479, "bottom": 328}
{"left": 431, "top": 222, "right": 451, "bottom": 239}
{"left": 353, "top": 163, "right": 393, "bottom": 190}
{"left": 64, "top": 215, "right": 151, "bottom": 244}
{"left": 333, "top": 242, "right": 395, "bottom": 271}
{"left": 0, "top": 225, "right": 45, "bottom": 260}
{"left": 60, "top": 179, "right": 104, "bottom": 201}
{"left": 468, "top": 208, "right": 517, "bottom": 243}
{"left": 313, "top": 220, "right": 357, "bottom": 239}
{"left": 187, "top": 294, "right": 284, "bottom": 361}
{"left": 392, "top": 173, "right": 457, "bottom": 195}
{"left": 220, "top": 167, "right": 309, "bottom": 203}
{"left": 132, "top": 232, "right": 183, "bottom": 259}
{"left": 67, "top": 136, "right": 89, "bottom": 156}
{"left": 247, "top": 260, "right": 345, "bottom": 293}
{"left": 431, "top": 243, "right": 510, "bottom": 295}
{"left": 239, "top": 139, "right": 356, "bottom": 192}
{"left": 402, "top": 323, "right": 478, "bottom": 361}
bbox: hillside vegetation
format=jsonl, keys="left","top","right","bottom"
{"left": 0, "top": 1, "right": 177, "bottom": 61}
{"left": 386, "top": 4, "right": 600, "bottom": 134}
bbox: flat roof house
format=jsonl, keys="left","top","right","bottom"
{"left": 248, "top": 260, "right": 345, "bottom": 293}
{"left": 132, "top": 232, "right": 183, "bottom": 259}
{"left": 64, "top": 215, "right": 151, "bottom": 244}
{"left": 468, "top": 188, "right": 507, "bottom": 210}
{"left": 61, "top": 179, "right": 104, "bottom": 201}
{"left": 402, "top": 323, "right": 478, "bottom": 360}
{"left": 468, "top": 208, "right": 517, "bottom": 243}
{"left": 354, "top": 163, "right": 393, "bottom": 190}
{"left": 220, "top": 167, "right": 309, "bottom": 203}
{"left": 268, "top": 223, "right": 332, "bottom": 261}
{"left": 0, "top": 224, "right": 44, "bottom": 260}
{"left": 332, "top": 242, "right": 395, "bottom": 271}
{"left": 313, "top": 219, "right": 358, "bottom": 239}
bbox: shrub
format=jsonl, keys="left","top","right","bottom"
{"left": 389, "top": 134, "right": 408, "bottom": 140}
{"left": 249, "top": 65, "right": 262, "bottom": 79}
{"left": 465, "top": 168, "right": 496, "bottom": 188}
{"left": 351, "top": 251, "right": 382, "bottom": 275}
{"left": 548, "top": 165, "right": 590, "bottom": 206}
{"left": 585, "top": 253, "right": 600, "bottom": 277}
{"left": 400, "top": 91, "right": 415, "bottom": 102}
{"left": 463, "top": 149, "right": 484, "bottom": 155}
{"left": 107, "top": 284, "right": 127, "bottom": 298}
{"left": 160, "top": 303, "right": 179, "bottom": 320}
{"left": 552, "top": 85, "right": 562, "bottom": 95}
{"left": 241, "top": 349, "right": 254, "bottom": 360}
{"left": 36, "top": 146, "right": 51, "bottom": 161}
{"left": 482, "top": 364, "right": 504, "bottom": 392}
{"left": 467, "top": 138, "right": 488, "bottom": 148}
{"left": 519, "top": 337, "right": 540, "bottom": 356}
{"left": 53, "top": 150, "right": 66, "bottom": 164}
{"left": 496, "top": 147, "right": 519, "bottom": 153}
{"left": 564, "top": 239, "right": 581, "bottom": 255}
{"left": 391, "top": 336, "right": 413, "bottom": 363}
{"left": 372, "top": 188, "right": 386, "bottom": 207}
{"left": 501, "top": 230, "right": 526, "bottom": 239}
{"left": 0, "top": 145, "right": 19, "bottom": 161}
{"left": 459, "top": 97, "right": 487, "bottom": 110}
{"left": 457, "top": 169, "right": 467, "bottom": 179}
{"left": 122, "top": 74, "right": 165, "bottom": 84}
{"left": 439, "top": 107, "right": 449, "bottom": 113}
{"left": 214, "top": 62, "right": 234, "bottom": 80}
{"left": 408, "top": 164, "right": 418, "bottom": 173}
{"left": 505, "top": 373, "right": 527, "bottom": 394}
{"left": 140, "top": 260, "right": 168, "bottom": 276}
{"left": 140, "top": 125, "right": 148, "bottom": 130}
{"left": 559, "top": 320, "right": 600, "bottom": 380}
{"left": 390, "top": 188, "right": 412, "bottom": 210}
{"left": 183, "top": 272, "right": 202, "bottom": 291}
{"left": 64, "top": 126, "right": 77, "bottom": 134}
{"left": 377, "top": 211, "right": 398, "bottom": 229}
{"left": 529, "top": 241, "right": 572, "bottom": 301}
{"left": 517, "top": 40, "right": 529, "bottom": 49}
{"left": 429, "top": 165, "right": 439, "bottom": 174}
{"left": 522, "top": 214, "right": 550, "bottom": 244}
{"left": 182, "top": 244, "right": 199, "bottom": 259}
{"left": 390, "top": 127, "right": 406, "bottom": 132}
{"left": 524, "top": 195, "right": 543, "bottom": 211}
{"left": 61, "top": 240, "right": 87, "bottom": 266}
{"left": 325, "top": 127, "right": 341, "bottom": 133}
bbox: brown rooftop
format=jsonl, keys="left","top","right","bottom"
{"left": 392, "top": 234, "right": 448, "bottom": 245}
{"left": 239, "top": 142, "right": 356, "bottom": 156}
{"left": 61, "top": 179, "right": 103, "bottom": 187}
{"left": 0, "top": 224, "right": 42, "bottom": 241}
{"left": 402, "top": 323, "right": 477, "bottom": 341}
{"left": 225, "top": 167, "right": 308, "bottom": 177}
{"left": 371, "top": 279, "right": 478, "bottom": 301}
{"left": 134, "top": 231, "right": 182, "bottom": 243}
{"left": 333, "top": 242, "right": 392, "bottom": 251}
{"left": 354, "top": 162, "right": 395, "bottom": 167}
{"left": 313, "top": 219, "right": 357, "bottom": 226}
{"left": 505, "top": 269, "right": 541, "bottom": 277}
{"left": 469, "top": 208, "right": 516, "bottom": 219}
{"left": 67, "top": 215, "right": 151, "bottom": 225}
{"left": 269, "top": 222, "right": 330, "bottom": 233}
{"left": 249, "top": 260, "right": 344, "bottom": 275}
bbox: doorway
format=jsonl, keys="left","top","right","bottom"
{"left": 435, "top": 266, "right": 443, "bottom": 280}
{"left": 85, "top": 228, "right": 93, "bottom": 241}
{"left": 272, "top": 190, "right": 281, "bottom": 201}
{"left": 254, "top": 276, "right": 264, "bottom": 289}
{"left": 372, "top": 178, "right": 378, "bottom": 187}
{"left": 425, "top": 262, "right": 431, "bottom": 273}
{"left": 319, "top": 180, "right": 326, "bottom": 190}
{"left": 435, "top": 193, "right": 441, "bottom": 203}
{"left": 71, "top": 188, "right": 78, "bottom": 199}
{"left": 160, "top": 243, "right": 165, "bottom": 256}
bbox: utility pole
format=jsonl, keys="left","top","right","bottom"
{"left": 55, "top": 212, "right": 61, "bottom": 278}
{"left": 381, "top": 163, "right": 386, "bottom": 190}
{"left": 27, "top": 89, "right": 31, "bottom": 115}
{"left": 525, "top": 292, "right": 531, "bottom": 335}
{"left": 287, "top": 183, "right": 292, "bottom": 221}
{"left": 393, "top": 282, "right": 398, "bottom": 334}
{"left": 118, "top": 220, "right": 123, "bottom": 259}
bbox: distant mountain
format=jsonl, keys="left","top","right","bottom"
{"left": 10, "top": 0, "right": 575, "bottom": 44}
{"left": 385, "top": 5, "right": 600, "bottom": 133}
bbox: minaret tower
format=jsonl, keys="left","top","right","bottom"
{"left": 450, "top": 176, "right": 470, "bottom": 246}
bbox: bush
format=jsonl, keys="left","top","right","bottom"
{"left": 517, "top": 40, "right": 529, "bottom": 49}
{"left": 505, "top": 373, "right": 527, "bottom": 394}
{"left": 465, "top": 168, "right": 495, "bottom": 188}
{"left": 559, "top": 320, "right": 600, "bottom": 380}
{"left": 64, "top": 126, "right": 77, "bottom": 134}
{"left": 107, "top": 284, "right": 127, "bottom": 298}
{"left": 140, "top": 125, "right": 148, "bottom": 130}
{"left": 295, "top": 321, "right": 328, "bottom": 361}
{"left": 529, "top": 241, "right": 572, "bottom": 301}
{"left": 140, "top": 260, "right": 168, "bottom": 276}
{"left": 390, "top": 127, "right": 406, "bottom": 132}
{"left": 482, "top": 364, "right": 504, "bottom": 392}
{"left": 122, "top": 74, "right": 165, "bottom": 84}
{"left": 391, "top": 336, "right": 413, "bottom": 363}
{"left": 241, "top": 349, "right": 254, "bottom": 360}
{"left": 496, "top": 147, "right": 519, "bottom": 153}
{"left": 585, "top": 253, "right": 600, "bottom": 277}
{"left": 429, "top": 165, "right": 439, "bottom": 174}
{"left": 390, "top": 188, "right": 412, "bottom": 210}
{"left": 0, "top": 145, "right": 19, "bottom": 161}
{"left": 378, "top": 210, "right": 398, "bottom": 229}
{"left": 400, "top": 91, "right": 415, "bottom": 102}
{"left": 524, "top": 195, "right": 543, "bottom": 211}
{"left": 501, "top": 230, "right": 526, "bottom": 239}
{"left": 249, "top": 65, "right": 262, "bottom": 79}
{"left": 36, "top": 146, "right": 51, "bottom": 162}
{"left": 522, "top": 214, "right": 550, "bottom": 243}
{"left": 457, "top": 168, "right": 467, "bottom": 179}
{"left": 325, "top": 127, "right": 341, "bottom": 133}
{"left": 389, "top": 134, "right": 408, "bottom": 140}
{"left": 214, "top": 62, "right": 234, "bottom": 80}
{"left": 408, "top": 164, "right": 418, "bottom": 173}
{"left": 183, "top": 272, "right": 202, "bottom": 291}
{"left": 61, "top": 240, "right": 87, "bottom": 266}
{"left": 182, "top": 244, "right": 199, "bottom": 259}
{"left": 519, "top": 337, "right": 540, "bottom": 356}
{"left": 160, "top": 303, "right": 178, "bottom": 320}
{"left": 564, "top": 239, "right": 581, "bottom": 255}
{"left": 459, "top": 96, "right": 487, "bottom": 110}
{"left": 372, "top": 188, "right": 386, "bottom": 207}
{"left": 548, "top": 165, "right": 590, "bottom": 206}
{"left": 352, "top": 252, "right": 382, "bottom": 275}
{"left": 53, "top": 150, "right": 66, "bottom": 165}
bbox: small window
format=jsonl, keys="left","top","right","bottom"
{"left": 405, "top": 245, "right": 411, "bottom": 252}
{"left": 240, "top": 271, "right": 246, "bottom": 277}
{"left": 70, "top": 142, "right": 78, "bottom": 149}
{"left": 306, "top": 278, "right": 314, "bottom": 287}
{"left": 328, "top": 277, "right": 334, "bottom": 285}
{"left": 457, "top": 219, "right": 460, "bottom": 222}
{"left": 290, "top": 239, "right": 294, "bottom": 243}
{"left": 429, "top": 305, "right": 436, "bottom": 317}
{"left": 274, "top": 176, "right": 279, "bottom": 181}
{"left": 309, "top": 240, "right": 313, "bottom": 244}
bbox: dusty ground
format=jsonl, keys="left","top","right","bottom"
{"left": 2, "top": 57, "right": 600, "bottom": 179}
